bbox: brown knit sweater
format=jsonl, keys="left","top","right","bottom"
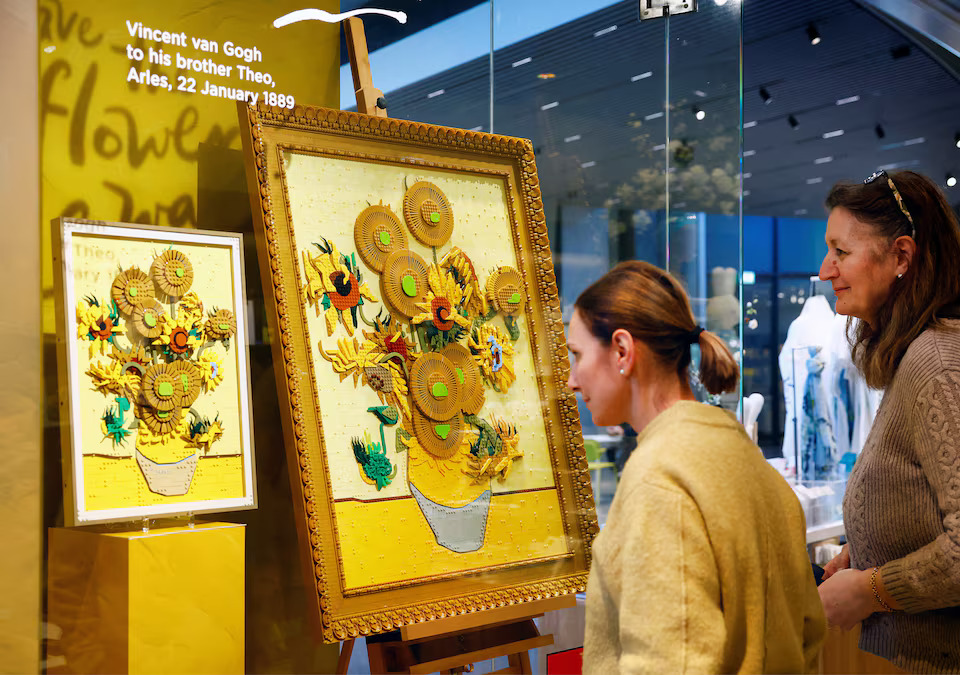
{"left": 844, "top": 322, "right": 960, "bottom": 673}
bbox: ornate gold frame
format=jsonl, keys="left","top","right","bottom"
{"left": 238, "top": 102, "right": 597, "bottom": 643}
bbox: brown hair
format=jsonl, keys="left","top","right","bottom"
{"left": 825, "top": 170, "right": 960, "bottom": 388}
{"left": 574, "top": 260, "right": 739, "bottom": 395}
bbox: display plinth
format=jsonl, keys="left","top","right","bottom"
{"left": 47, "top": 521, "right": 244, "bottom": 675}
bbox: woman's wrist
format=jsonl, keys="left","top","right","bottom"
{"left": 868, "top": 566, "right": 901, "bottom": 613}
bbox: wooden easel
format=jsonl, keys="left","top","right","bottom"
{"left": 335, "top": 20, "right": 573, "bottom": 674}
{"left": 337, "top": 595, "right": 573, "bottom": 674}
{"left": 344, "top": 17, "right": 388, "bottom": 117}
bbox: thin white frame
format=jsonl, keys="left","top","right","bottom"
{"left": 55, "top": 218, "right": 257, "bottom": 525}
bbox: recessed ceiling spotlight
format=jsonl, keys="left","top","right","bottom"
{"left": 948, "top": 174, "right": 957, "bottom": 188}
{"left": 875, "top": 124, "right": 886, "bottom": 139}
{"left": 807, "top": 24, "right": 821, "bottom": 45}
{"left": 693, "top": 105, "right": 706, "bottom": 121}
{"left": 955, "top": 132, "right": 960, "bottom": 149}
{"left": 759, "top": 87, "right": 772, "bottom": 104}
{"left": 788, "top": 114, "right": 799, "bottom": 129}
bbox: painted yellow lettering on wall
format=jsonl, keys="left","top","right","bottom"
{"left": 40, "top": 0, "right": 339, "bottom": 332}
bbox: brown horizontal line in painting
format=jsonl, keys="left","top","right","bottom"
{"left": 333, "top": 485, "right": 558, "bottom": 504}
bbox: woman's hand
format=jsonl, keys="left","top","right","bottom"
{"left": 817, "top": 568, "right": 875, "bottom": 630}
{"left": 821, "top": 544, "right": 850, "bottom": 580}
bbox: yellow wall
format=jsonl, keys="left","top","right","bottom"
{"left": 39, "top": 0, "right": 342, "bottom": 331}
{"left": 0, "top": 1, "right": 41, "bottom": 672}
{"left": 36, "top": 0, "right": 343, "bottom": 671}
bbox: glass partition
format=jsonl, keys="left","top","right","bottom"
{"left": 667, "top": 1, "right": 744, "bottom": 409}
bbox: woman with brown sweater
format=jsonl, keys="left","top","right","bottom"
{"left": 818, "top": 170, "right": 960, "bottom": 672}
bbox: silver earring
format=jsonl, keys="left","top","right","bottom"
{"left": 898, "top": 273, "right": 903, "bottom": 279}
{"left": 619, "top": 369, "right": 625, "bottom": 376}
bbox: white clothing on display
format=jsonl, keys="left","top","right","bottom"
{"left": 779, "top": 295, "right": 835, "bottom": 471}
{"left": 779, "top": 295, "right": 882, "bottom": 476}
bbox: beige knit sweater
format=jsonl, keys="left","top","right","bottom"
{"left": 845, "top": 323, "right": 960, "bottom": 672}
{"left": 583, "top": 402, "right": 825, "bottom": 674}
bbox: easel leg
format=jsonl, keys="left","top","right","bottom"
{"left": 508, "top": 651, "right": 532, "bottom": 674}
{"left": 337, "top": 638, "right": 355, "bottom": 675}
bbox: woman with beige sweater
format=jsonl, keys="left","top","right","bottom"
{"left": 817, "top": 170, "right": 960, "bottom": 672}
{"left": 568, "top": 261, "right": 825, "bottom": 674}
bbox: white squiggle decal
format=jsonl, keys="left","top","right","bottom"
{"left": 273, "top": 8, "right": 408, "bottom": 28}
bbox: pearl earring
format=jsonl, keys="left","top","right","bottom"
{"left": 898, "top": 273, "right": 903, "bottom": 279}
{"left": 619, "top": 369, "right": 625, "bottom": 376}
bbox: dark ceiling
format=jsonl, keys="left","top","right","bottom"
{"left": 342, "top": 0, "right": 960, "bottom": 219}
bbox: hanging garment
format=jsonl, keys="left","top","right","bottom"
{"left": 779, "top": 295, "right": 836, "bottom": 471}
{"left": 826, "top": 315, "right": 883, "bottom": 456}
{"left": 824, "top": 313, "right": 854, "bottom": 459}
{"left": 800, "top": 346, "right": 837, "bottom": 480}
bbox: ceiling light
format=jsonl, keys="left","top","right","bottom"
{"left": 759, "top": 87, "right": 772, "bottom": 104}
{"left": 948, "top": 174, "right": 957, "bottom": 188}
{"left": 955, "top": 133, "right": 960, "bottom": 149}
{"left": 823, "top": 129, "right": 845, "bottom": 139}
{"left": 806, "top": 24, "right": 821, "bottom": 45}
{"left": 788, "top": 114, "right": 799, "bottom": 129}
{"left": 836, "top": 95, "right": 860, "bottom": 105}
{"left": 693, "top": 105, "right": 706, "bottom": 121}
{"left": 875, "top": 124, "right": 886, "bottom": 139}
{"left": 714, "top": 0, "right": 729, "bottom": 5}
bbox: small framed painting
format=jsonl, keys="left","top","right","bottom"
{"left": 53, "top": 218, "right": 257, "bottom": 525}
{"left": 239, "top": 103, "right": 597, "bottom": 642}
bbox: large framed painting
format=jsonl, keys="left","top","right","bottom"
{"left": 53, "top": 219, "right": 257, "bottom": 525}
{"left": 239, "top": 103, "right": 597, "bottom": 642}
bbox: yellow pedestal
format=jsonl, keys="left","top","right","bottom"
{"left": 47, "top": 522, "right": 245, "bottom": 675}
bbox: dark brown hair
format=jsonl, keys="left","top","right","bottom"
{"left": 574, "top": 260, "right": 739, "bottom": 395}
{"left": 825, "top": 170, "right": 960, "bottom": 388}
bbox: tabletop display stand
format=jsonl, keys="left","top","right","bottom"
{"left": 325, "top": 19, "right": 574, "bottom": 674}
{"left": 46, "top": 521, "right": 245, "bottom": 675}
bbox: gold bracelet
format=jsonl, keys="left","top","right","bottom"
{"left": 870, "top": 566, "right": 896, "bottom": 613}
